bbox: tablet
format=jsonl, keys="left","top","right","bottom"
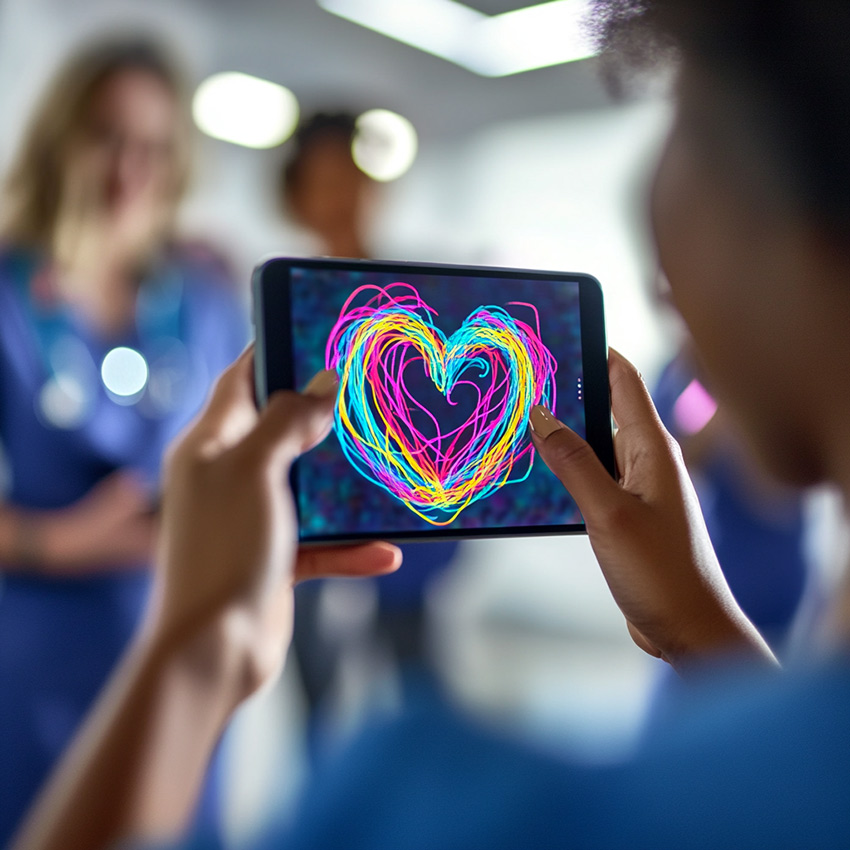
{"left": 254, "top": 257, "right": 614, "bottom": 542}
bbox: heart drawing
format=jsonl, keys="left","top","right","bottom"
{"left": 325, "top": 282, "right": 557, "bottom": 525}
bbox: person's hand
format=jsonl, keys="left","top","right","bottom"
{"left": 32, "top": 471, "right": 157, "bottom": 574}
{"left": 7, "top": 348, "right": 400, "bottom": 850}
{"left": 147, "top": 346, "right": 401, "bottom": 706}
{"left": 530, "top": 349, "right": 776, "bottom": 673}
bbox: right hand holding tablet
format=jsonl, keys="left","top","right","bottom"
{"left": 530, "top": 349, "right": 776, "bottom": 674}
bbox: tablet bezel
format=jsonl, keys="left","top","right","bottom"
{"left": 254, "top": 256, "right": 614, "bottom": 542}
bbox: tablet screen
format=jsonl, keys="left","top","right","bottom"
{"left": 256, "top": 259, "right": 609, "bottom": 541}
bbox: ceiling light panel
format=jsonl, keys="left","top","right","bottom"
{"left": 470, "top": 0, "right": 598, "bottom": 76}
{"left": 319, "top": 0, "right": 598, "bottom": 77}
{"left": 321, "top": 0, "right": 485, "bottom": 64}
{"left": 193, "top": 72, "right": 300, "bottom": 149}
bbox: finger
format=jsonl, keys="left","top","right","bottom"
{"left": 607, "top": 350, "right": 683, "bottom": 499}
{"left": 608, "top": 348, "right": 665, "bottom": 436}
{"left": 205, "top": 345, "right": 256, "bottom": 413}
{"left": 294, "top": 542, "right": 402, "bottom": 583}
{"left": 191, "top": 346, "right": 259, "bottom": 450}
{"left": 242, "top": 371, "right": 339, "bottom": 467}
{"left": 530, "top": 407, "right": 621, "bottom": 518}
{"left": 303, "top": 368, "right": 339, "bottom": 398}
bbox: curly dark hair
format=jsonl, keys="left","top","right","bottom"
{"left": 589, "top": 0, "right": 850, "bottom": 236}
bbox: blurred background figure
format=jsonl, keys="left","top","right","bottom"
{"left": 0, "top": 38, "right": 246, "bottom": 845}
{"left": 279, "top": 111, "right": 460, "bottom": 753}
{"left": 280, "top": 112, "right": 376, "bottom": 260}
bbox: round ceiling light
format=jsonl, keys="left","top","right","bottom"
{"left": 353, "top": 108, "right": 418, "bottom": 181}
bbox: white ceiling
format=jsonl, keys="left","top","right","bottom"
{"left": 0, "top": 0, "right": 620, "bottom": 152}
{"left": 194, "top": 0, "right": 615, "bottom": 142}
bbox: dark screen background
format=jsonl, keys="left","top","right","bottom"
{"left": 287, "top": 266, "right": 585, "bottom": 537}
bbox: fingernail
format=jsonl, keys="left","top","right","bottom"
{"left": 304, "top": 369, "right": 339, "bottom": 397}
{"left": 529, "top": 406, "right": 566, "bottom": 439}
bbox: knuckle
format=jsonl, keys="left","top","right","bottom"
{"left": 265, "top": 389, "right": 300, "bottom": 415}
{"left": 164, "top": 435, "right": 212, "bottom": 483}
{"left": 659, "top": 426, "right": 683, "bottom": 459}
{"left": 162, "top": 440, "right": 187, "bottom": 480}
{"left": 631, "top": 422, "right": 681, "bottom": 467}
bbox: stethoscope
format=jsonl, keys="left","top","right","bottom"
{"left": 10, "top": 250, "right": 192, "bottom": 429}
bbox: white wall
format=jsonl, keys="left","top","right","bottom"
{"left": 373, "top": 100, "right": 673, "bottom": 376}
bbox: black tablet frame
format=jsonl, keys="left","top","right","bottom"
{"left": 253, "top": 256, "right": 614, "bottom": 542}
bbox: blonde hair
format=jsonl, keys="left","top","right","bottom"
{"left": 2, "top": 38, "right": 193, "bottom": 252}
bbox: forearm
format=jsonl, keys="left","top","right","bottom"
{"left": 0, "top": 499, "right": 154, "bottom": 573}
{"left": 0, "top": 505, "right": 95, "bottom": 572}
{"left": 0, "top": 505, "right": 52, "bottom": 570}
{"left": 674, "top": 615, "right": 779, "bottom": 676}
{"left": 658, "top": 579, "right": 779, "bottom": 676}
{"left": 10, "top": 619, "right": 242, "bottom": 850}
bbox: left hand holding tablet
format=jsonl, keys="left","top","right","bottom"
{"left": 149, "top": 346, "right": 402, "bottom": 705}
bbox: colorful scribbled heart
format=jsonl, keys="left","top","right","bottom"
{"left": 325, "top": 283, "right": 557, "bottom": 525}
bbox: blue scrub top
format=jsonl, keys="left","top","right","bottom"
{"left": 0, "top": 247, "right": 247, "bottom": 845}
{"left": 173, "top": 658, "right": 850, "bottom": 850}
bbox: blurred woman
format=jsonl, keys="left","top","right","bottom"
{"left": 0, "top": 39, "right": 246, "bottom": 844}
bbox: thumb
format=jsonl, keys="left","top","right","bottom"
{"left": 530, "top": 406, "right": 620, "bottom": 522}
{"left": 246, "top": 393, "right": 331, "bottom": 468}
{"left": 243, "top": 369, "right": 339, "bottom": 468}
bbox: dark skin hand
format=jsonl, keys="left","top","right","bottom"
{"left": 530, "top": 349, "right": 776, "bottom": 673}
